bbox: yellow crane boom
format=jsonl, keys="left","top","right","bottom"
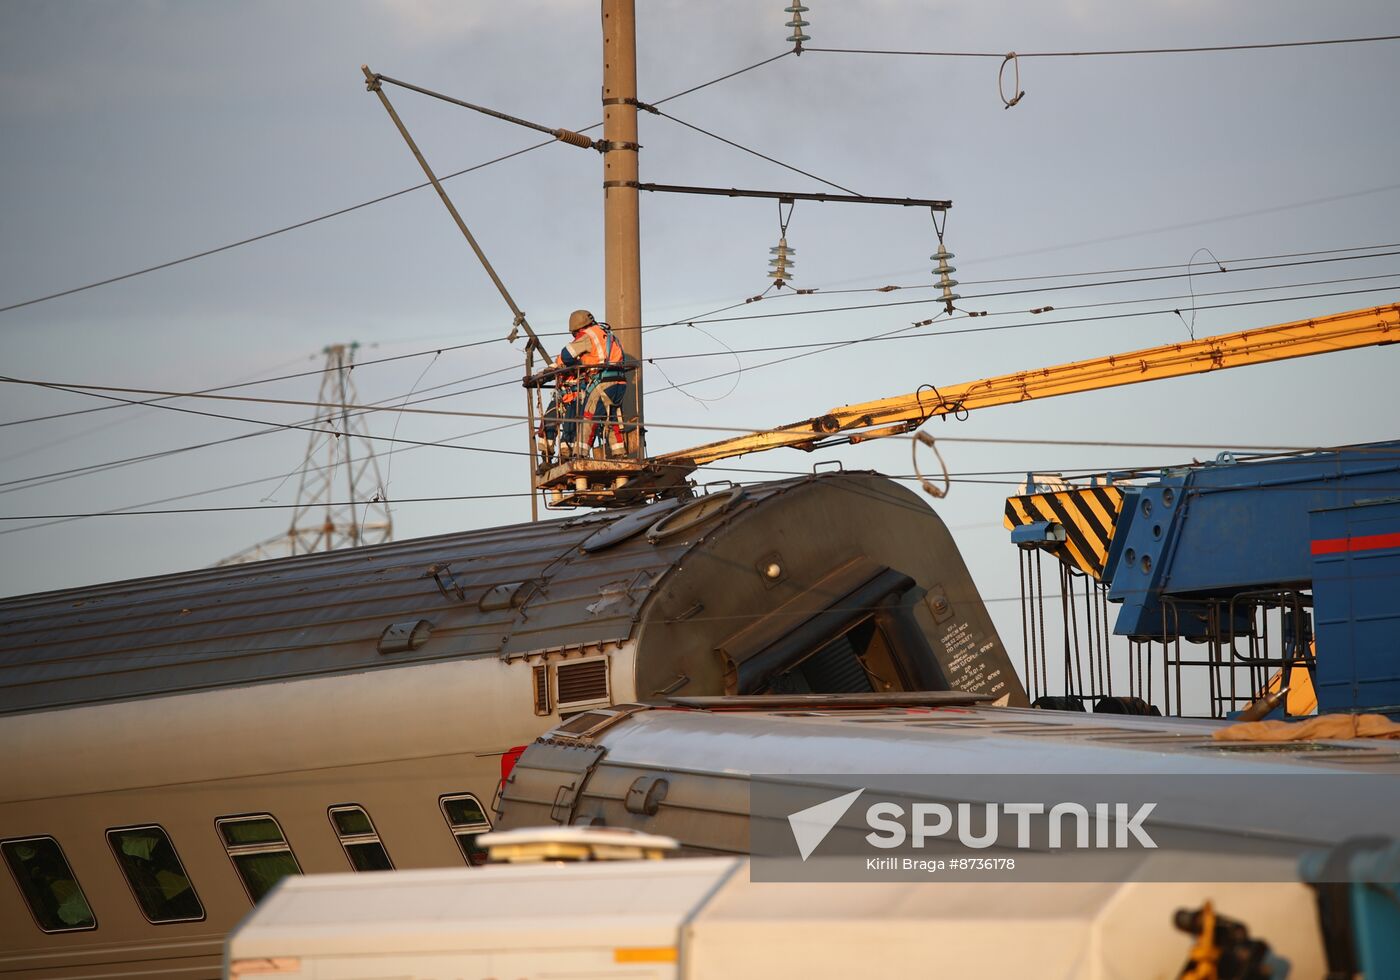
{"left": 657, "top": 302, "right": 1400, "bottom": 469}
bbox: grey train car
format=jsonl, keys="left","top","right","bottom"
{"left": 0, "top": 471, "right": 1023, "bottom": 978}
{"left": 496, "top": 698, "right": 1400, "bottom": 849}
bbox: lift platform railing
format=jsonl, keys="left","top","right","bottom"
{"left": 524, "top": 362, "right": 638, "bottom": 465}
{"left": 524, "top": 363, "right": 691, "bottom": 508}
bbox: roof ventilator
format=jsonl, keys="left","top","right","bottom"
{"left": 480, "top": 580, "right": 531, "bottom": 612}
{"left": 377, "top": 619, "right": 432, "bottom": 655}
{"left": 625, "top": 775, "right": 669, "bottom": 816}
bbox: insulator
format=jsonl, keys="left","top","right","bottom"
{"left": 785, "top": 3, "right": 810, "bottom": 12}
{"left": 786, "top": 18, "right": 810, "bottom": 28}
{"left": 768, "top": 236, "right": 796, "bottom": 281}
{"left": 932, "top": 242, "right": 958, "bottom": 309}
{"left": 788, "top": 31, "right": 811, "bottom": 42}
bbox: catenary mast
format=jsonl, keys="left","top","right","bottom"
{"left": 601, "top": 0, "right": 645, "bottom": 458}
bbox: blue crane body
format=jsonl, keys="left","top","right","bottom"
{"left": 1009, "top": 440, "right": 1400, "bottom": 716}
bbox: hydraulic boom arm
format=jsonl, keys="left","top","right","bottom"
{"left": 656, "top": 303, "right": 1399, "bottom": 469}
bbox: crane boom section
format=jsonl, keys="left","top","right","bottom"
{"left": 658, "top": 303, "right": 1399, "bottom": 469}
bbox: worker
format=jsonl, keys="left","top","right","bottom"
{"left": 536, "top": 353, "right": 580, "bottom": 459}
{"left": 557, "top": 309, "right": 627, "bottom": 456}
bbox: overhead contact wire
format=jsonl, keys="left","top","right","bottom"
{"left": 805, "top": 34, "right": 1400, "bottom": 58}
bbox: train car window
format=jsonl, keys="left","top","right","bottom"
{"left": 327, "top": 805, "right": 393, "bottom": 872}
{"left": 0, "top": 836, "right": 96, "bottom": 932}
{"left": 439, "top": 794, "right": 492, "bottom": 866}
{"left": 105, "top": 826, "right": 204, "bottom": 923}
{"left": 214, "top": 815, "right": 302, "bottom": 904}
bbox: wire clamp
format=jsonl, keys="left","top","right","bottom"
{"left": 602, "top": 97, "right": 660, "bottom": 114}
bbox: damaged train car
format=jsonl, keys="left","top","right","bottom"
{"left": 0, "top": 471, "right": 1022, "bottom": 978}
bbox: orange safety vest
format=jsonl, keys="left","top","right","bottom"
{"left": 575, "top": 324, "right": 625, "bottom": 378}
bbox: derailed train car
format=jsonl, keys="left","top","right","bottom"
{"left": 214, "top": 702, "right": 1400, "bottom": 979}
{"left": 0, "top": 471, "right": 1022, "bottom": 978}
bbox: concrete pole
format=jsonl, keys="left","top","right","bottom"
{"left": 601, "top": 0, "right": 644, "bottom": 457}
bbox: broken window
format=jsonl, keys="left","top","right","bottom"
{"left": 1, "top": 836, "right": 96, "bottom": 932}
{"left": 107, "top": 826, "right": 204, "bottom": 923}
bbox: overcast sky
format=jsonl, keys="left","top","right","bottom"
{"left": 2, "top": 1, "right": 1398, "bottom": 684}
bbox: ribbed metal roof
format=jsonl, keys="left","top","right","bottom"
{"left": 0, "top": 480, "right": 808, "bottom": 716}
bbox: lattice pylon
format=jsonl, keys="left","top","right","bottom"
{"left": 217, "top": 343, "right": 393, "bottom": 565}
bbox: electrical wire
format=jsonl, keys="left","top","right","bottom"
{"left": 976, "top": 183, "right": 1400, "bottom": 266}
{"left": 663, "top": 240, "right": 1400, "bottom": 307}
{"left": 0, "top": 51, "right": 793, "bottom": 317}
{"left": 804, "top": 34, "right": 1400, "bottom": 59}
{"left": 651, "top": 108, "right": 859, "bottom": 195}
{"left": 8, "top": 240, "right": 1388, "bottom": 448}
{"left": 0, "top": 421, "right": 521, "bottom": 538}
{"left": 0, "top": 334, "right": 513, "bottom": 430}
{"left": 5, "top": 255, "right": 1393, "bottom": 497}
{"left": 6, "top": 275, "right": 1395, "bottom": 475}
{"left": 8, "top": 238, "right": 1390, "bottom": 435}
{"left": 0, "top": 376, "right": 532, "bottom": 496}
{"left": 0, "top": 491, "right": 534, "bottom": 521}
{"left": 653, "top": 271, "right": 1400, "bottom": 362}
{"left": 10, "top": 468, "right": 1400, "bottom": 523}
{"left": 647, "top": 284, "right": 1400, "bottom": 397}
{"left": 672, "top": 250, "right": 1400, "bottom": 327}
{"left": 0, "top": 354, "right": 526, "bottom": 494}
{"left": 2, "top": 423, "right": 1341, "bottom": 539}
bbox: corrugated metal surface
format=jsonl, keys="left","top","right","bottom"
{"left": 0, "top": 480, "right": 805, "bottom": 716}
{"left": 1311, "top": 497, "right": 1400, "bottom": 714}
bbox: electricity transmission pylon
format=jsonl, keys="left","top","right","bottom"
{"left": 217, "top": 343, "right": 393, "bottom": 565}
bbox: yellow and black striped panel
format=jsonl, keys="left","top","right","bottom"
{"left": 1003, "top": 486, "right": 1125, "bottom": 579}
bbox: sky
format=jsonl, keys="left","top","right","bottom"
{"left": 2, "top": 1, "right": 1398, "bottom": 703}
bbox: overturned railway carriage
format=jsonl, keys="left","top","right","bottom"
{"left": 0, "top": 472, "right": 1022, "bottom": 978}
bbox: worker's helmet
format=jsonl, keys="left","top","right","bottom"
{"left": 568, "top": 309, "right": 597, "bottom": 334}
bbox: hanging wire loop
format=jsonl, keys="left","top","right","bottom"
{"left": 999, "top": 52, "right": 1026, "bottom": 108}
{"left": 911, "top": 430, "right": 951, "bottom": 499}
